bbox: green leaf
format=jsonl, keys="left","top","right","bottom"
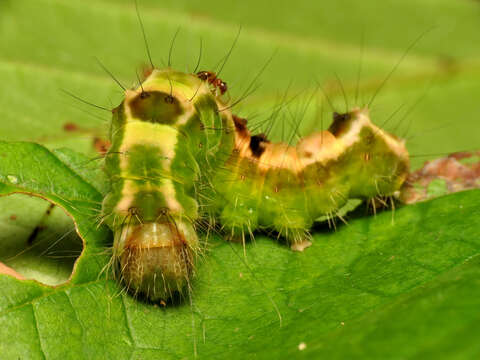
{"left": 0, "top": 142, "right": 111, "bottom": 284}
{"left": 1, "top": 0, "right": 480, "bottom": 358}
{"left": 1, "top": 143, "right": 480, "bottom": 359}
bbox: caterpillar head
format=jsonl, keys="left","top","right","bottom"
{"left": 113, "top": 217, "right": 198, "bottom": 302}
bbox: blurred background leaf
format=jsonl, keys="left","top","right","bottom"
{"left": 0, "top": 0, "right": 479, "bottom": 359}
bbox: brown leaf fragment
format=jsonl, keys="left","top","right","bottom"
{"left": 400, "top": 151, "right": 480, "bottom": 204}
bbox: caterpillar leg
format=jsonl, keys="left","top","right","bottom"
{"left": 219, "top": 202, "right": 258, "bottom": 245}
{"left": 272, "top": 209, "right": 313, "bottom": 247}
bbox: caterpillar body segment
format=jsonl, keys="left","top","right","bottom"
{"left": 101, "top": 69, "right": 234, "bottom": 301}
{"left": 212, "top": 108, "right": 410, "bottom": 244}
{"left": 101, "top": 68, "right": 410, "bottom": 301}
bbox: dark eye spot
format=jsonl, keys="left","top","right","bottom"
{"left": 129, "top": 91, "right": 183, "bottom": 124}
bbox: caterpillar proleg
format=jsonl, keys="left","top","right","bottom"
{"left": 101, "top": 67, "right": 410, "bottom": 301}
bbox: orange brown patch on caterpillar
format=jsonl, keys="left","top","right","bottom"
{"left": 231, "top": 111, "right": 338, "bottom": 174}
{"left": 228, "top": 108, "right": 410, "bottom": 187}
{"left": 233, "top": 115, "right": 248, "bottom": 134}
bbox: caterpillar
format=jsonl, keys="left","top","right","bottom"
{"left": 101, "top": 67, "right": 410, "bottom": 302}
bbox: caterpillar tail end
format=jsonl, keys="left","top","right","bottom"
{"left": 114, "top": 219, "right": 198, "bottom": 302}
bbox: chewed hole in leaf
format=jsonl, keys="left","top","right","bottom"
{"left": 0, "top": 193, "right": 83, "bottom": 286}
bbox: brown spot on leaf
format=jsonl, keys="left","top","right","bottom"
{"left": 63, "top": 122, "right": 79, "bottom": 132}
{"left": 93, "top": 137, "right": 111, "bottom": 155}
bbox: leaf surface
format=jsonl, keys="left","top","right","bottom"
{"left": 1, "top": 0, "right": 480, "bottom": 359}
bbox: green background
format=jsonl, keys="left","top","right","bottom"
{"left": 0, "top": 0, "right": 479, "bottom": 359}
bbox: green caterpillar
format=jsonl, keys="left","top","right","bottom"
{"left": 101, "top": 68, "right": 410, "bottom": 302}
